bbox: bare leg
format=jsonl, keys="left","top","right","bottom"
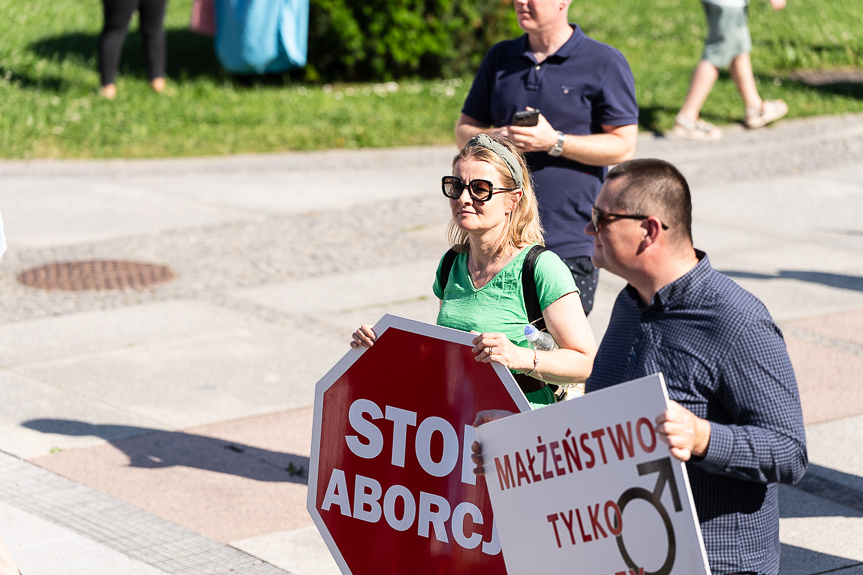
{"left": 728, "top": 52, "right": 762, "bottom": 110}
{"left": 151, "top": 77, "right": 166, "bottom": 92}
{"left": 678, "top": 60, "right": 720, "bottom": 121}
{"left": 731, "top": 51, "right": 788, "bottom": 127}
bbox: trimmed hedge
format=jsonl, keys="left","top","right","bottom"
{"left": 306, "top": 0, "right": 521, "bottom": 81}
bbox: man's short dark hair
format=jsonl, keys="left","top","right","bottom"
{"left": 606, "top": 158, "right": 693, "bottom": 245}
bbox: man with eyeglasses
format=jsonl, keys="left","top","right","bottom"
{"left": 584, "top": 158, "right": 807, "bottom": 575}
{"left": 455, "top": 0, "right": 638, "bottom": 315}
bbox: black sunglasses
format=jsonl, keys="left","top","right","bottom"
{"left": 442, "top": 176, "right": 519, "bottom": 202}
{"left": 591, "top": 205, "right": 669, "bottom": 231}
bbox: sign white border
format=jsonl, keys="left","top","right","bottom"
{"left": 476, "top": 373, "right": 711, "bottom": 575}
{"left": 307, "top": 314, "right": 532, "bottom": 575}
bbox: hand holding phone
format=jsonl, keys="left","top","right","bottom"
{"left": 512, "top": 109, "right": 540, "bottom": 127}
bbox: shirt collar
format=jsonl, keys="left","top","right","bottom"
{"left": 624, "top": 250, "right": 711, "bottom": 312}
{"left": 520, "top": 24, "right": 585, "bottom": 62}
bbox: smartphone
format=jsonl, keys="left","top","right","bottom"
{"left": 512, "top": 109, "right": 540, "bottom": 127}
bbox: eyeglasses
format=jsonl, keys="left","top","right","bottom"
{"left": 442, "top": 176, "right": 519, "bottom": 202}
{"left": 591, "top": 205, "right": 669, "bottom": 232}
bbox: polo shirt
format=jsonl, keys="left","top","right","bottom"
{"left": 586, "top": 252, "right": 808, "bottom": 575}
{"left": 461, "top": 25, "right": 639, "bottom": 259}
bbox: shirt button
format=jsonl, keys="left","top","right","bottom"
{"left": 535, "top": 65, "right": 541, "bottom": 70}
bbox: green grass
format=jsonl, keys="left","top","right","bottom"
{"left": 0, "top": 0, "right": 861, "bottom": 158}
{"left": 572, "top": 0, "right": 863, "bottom": 132}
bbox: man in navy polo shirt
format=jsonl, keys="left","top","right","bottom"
{"left": 456, "top": 0, "right": 638, "bottom": 315}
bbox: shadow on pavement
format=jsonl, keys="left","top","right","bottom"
{"left": 22, "top": 418, "right": 309, "bottom": 485}
{"left": 780, "top": 543, "right": 863, "bottom": 575}
{"left": 720, "top": 269, "right": 863, "bottom": 293}
{"left": 783, "top": 463, "right": 863, "bottom": 519}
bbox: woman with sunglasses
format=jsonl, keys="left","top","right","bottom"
{"left": 351, "top": 134, "right": 596, "bottom": 408}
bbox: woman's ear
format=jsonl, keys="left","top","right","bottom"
{"left": 511, "top": 190, "right": 523, "bottom": 210}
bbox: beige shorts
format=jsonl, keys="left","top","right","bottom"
{"left": 701, "top": 2, "right": 752, "bottom": 68}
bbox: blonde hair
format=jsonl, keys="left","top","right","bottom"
{"left": 446, "top": 135, "right": 544, "bottom": 255}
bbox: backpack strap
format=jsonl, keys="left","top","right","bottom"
{"left": 439, "top": 248, "right": 459, "bottom": 293}
{"left": 522, "top": 245, "right": 548, "bottom": 332}
{"left": 441, "top": 246, "right": 546, "bottom": 332}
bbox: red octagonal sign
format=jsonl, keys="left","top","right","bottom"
{"left": 308, "top": 315, "right": 530, "bottom": 574}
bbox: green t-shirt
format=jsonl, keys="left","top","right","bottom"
{"left": 432, "top": 245, "right": 578, "bottom": 349}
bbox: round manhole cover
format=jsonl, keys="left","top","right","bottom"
{"left": 18, "top": 260, "right": 175, "bottom": 291}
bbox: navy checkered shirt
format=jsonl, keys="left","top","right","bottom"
{"left": 586, "top": 252, "right": 807, "bottom": 575}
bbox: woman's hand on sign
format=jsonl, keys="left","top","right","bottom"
{"left": 350, "top": 324, "right": 377, "bottom": 349}
{"left": 471, "top": 332, "right": 531, "bottom": 371}
{"left": 655, "top": 400, "right": 712, "bottom": 461}
{"left": 470, "top": 410, "right": 515, "bottom": 475}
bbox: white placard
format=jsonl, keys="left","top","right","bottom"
{"left": 475, "top": 373, "right": 711, "bottom": 575}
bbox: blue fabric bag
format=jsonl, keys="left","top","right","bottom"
{"left": 214, "top": 0, "right": 308, "bottom": 74}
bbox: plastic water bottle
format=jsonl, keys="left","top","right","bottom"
{"left": 524, "top": 324, "right": 558, "bottom": 351}
{"left": 524, "top": 324, "right": 585, "bottom": 400}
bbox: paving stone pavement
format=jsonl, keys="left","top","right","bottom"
{"left": 0, "top": 113, "right": 862, "bottom": 574}
{"left": 0, "top": 452, "right": 289, "bottom": 575}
